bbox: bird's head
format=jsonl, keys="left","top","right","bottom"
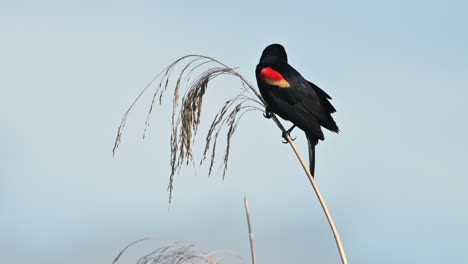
{"left": 259, "top": 44, "right": 288, "bottom": 63}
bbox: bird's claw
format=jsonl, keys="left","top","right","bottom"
{"left": 281, "top": 135, "right": 296, "bottom": 144}
{"left": 263, "top": 111, "right": 272, "bottom": 119}
{"left": 263, "top": 107, "right": 272, "bottom": 119}
{"left": 281, "top": 125, "right": 297, "bottom": 144}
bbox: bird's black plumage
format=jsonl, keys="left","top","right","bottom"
{"left": 255, "top": 44, "right": 339, "bottom": 176}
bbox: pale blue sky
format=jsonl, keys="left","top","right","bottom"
{"left": 2, "top": 1, "right": 468, "bottom": 263}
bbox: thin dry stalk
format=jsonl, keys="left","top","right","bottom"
{"left": 113, "top": 55, "right": 348, "bottom": 263}
{"left": 243, "top": 197, "right": 256, "bottom": 264}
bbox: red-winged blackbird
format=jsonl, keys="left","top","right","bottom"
{"left": 255, "top": 44, "right": 339, "bottom": 176}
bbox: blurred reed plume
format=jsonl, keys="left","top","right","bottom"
{"left": 112, "top": 197, "right": 255, "bottom": 264}
{"left": 113, "top": 55, "right": 265, "bottom": 202}
{"left": 112, "top": 239, "right": 245, "bottom": 264}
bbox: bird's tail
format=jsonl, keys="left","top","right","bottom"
{"left": 306, "top": 133, "right": 318, "bottom": 177}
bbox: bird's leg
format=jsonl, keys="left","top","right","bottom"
{"left": 263, "top": 106, "right": 272, "bottom": 119}
{"left": 281, "top": 125, "right": 296, "bottom": 144}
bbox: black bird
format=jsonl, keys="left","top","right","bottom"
{"left": 255, "top": 44, "right": 339, "bottom": 176}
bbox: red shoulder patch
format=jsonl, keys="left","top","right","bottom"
{"left": 259, "top": 67, "right": 290, "bottom": 88}
{"left": 260, "top": 67, "right": 285, "bottom": 81}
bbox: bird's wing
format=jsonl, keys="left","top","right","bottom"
{"left": 308, "top": 81, "right": 336, "bottom": 114}
{"left": 274, "top": 98, "right": 325, "bottom": 140}
{"left": 290, "top": 67, "right": 336, "bottom": 119}
{"left": 278, "top": 65, "right": 339, "bottom": 134}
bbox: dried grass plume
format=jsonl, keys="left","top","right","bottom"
{"left": 112, "top": 55, "right": 266, "bottom": 202}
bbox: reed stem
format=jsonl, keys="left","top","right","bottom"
{"left": 283, "top": 134, "right": 348, "bottom": 264}
{"left": 243, "top": 197, "right": 256, "bottom": 264}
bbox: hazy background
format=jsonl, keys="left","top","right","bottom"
{"left": 2, "top": 0, "right": 467, "bottom": 263}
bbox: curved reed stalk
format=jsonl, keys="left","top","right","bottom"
{"left": 113, "top": 55, "right": 348, "bottom": 264}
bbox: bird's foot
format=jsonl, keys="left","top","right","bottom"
{"left": 281, "top": 125, "right": 296, "bottom": 144}
{"left": 263, "top": 107, "right": 272, "bottom": 119}
{"left": 281, "top": 135, "right": 297, "bottom": 144}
